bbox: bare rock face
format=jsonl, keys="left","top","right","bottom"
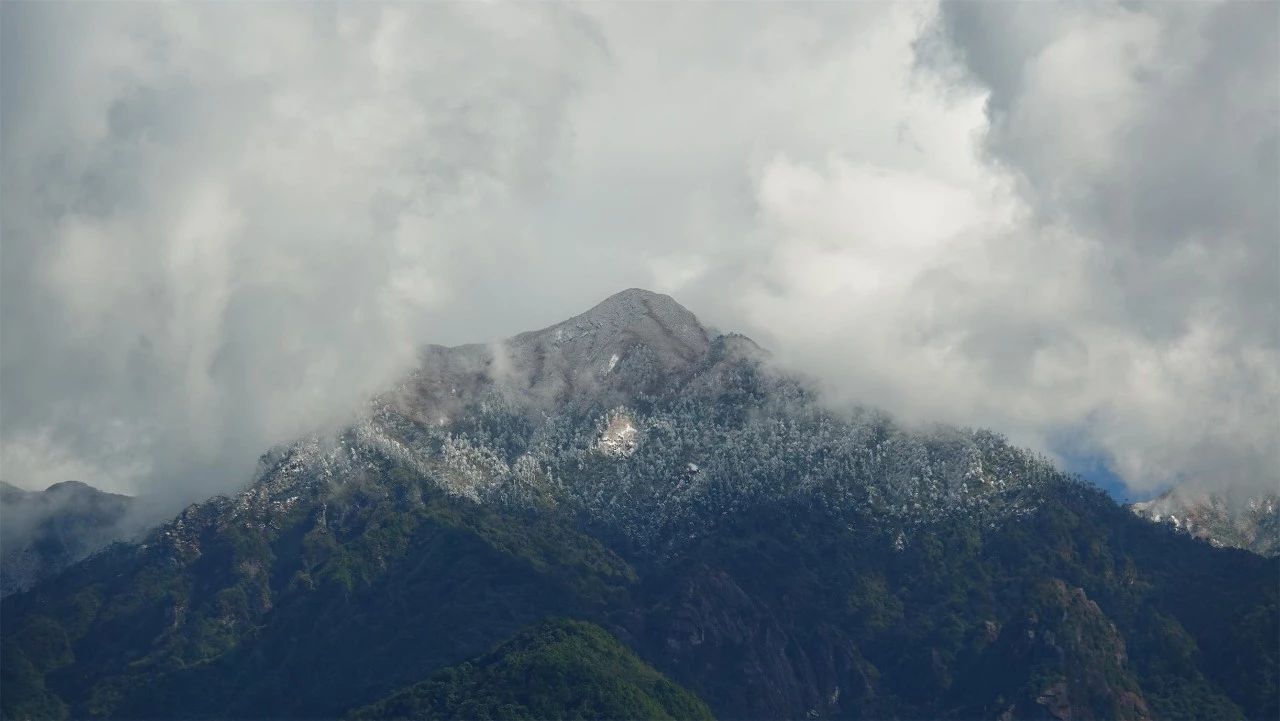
{"left": 1132, "top": 487, "right": 1279, "bottom": 557}
{"left": 390, "top": 289, "right": 713, "bottom": 423}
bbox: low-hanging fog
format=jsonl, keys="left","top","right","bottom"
{"left": 2, "top": 2, "right": 1275, "bottom": 508}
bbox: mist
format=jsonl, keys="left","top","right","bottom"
{"left": 2, "top": 2, "right": 1275, "bottom": 507}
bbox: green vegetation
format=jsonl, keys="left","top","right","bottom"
{"left": 619, "top": 482, "right": 1277, "bottom": 720}
{"left": 0, "top": 468, "right": 638, "bottom": 720}
{"left": 348, "top": 619, "right": 714, "bottom": 721}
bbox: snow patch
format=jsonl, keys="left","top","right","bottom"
{"left": 597, "top": 409, "right": 639, "bottom": 457}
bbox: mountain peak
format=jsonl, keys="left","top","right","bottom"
{"left": 597, "top": 286, "right": 670, "bottom": 303}
{"left": 512, "top": 288, "right": 711, "bottom": 374}
{"left": 45, "top": 480, "right": 93, "bottom": 494}
{"left": 578, "top": 288, "right": 694, "bottom": 335}
{"left": 396, "top": 289, "right": 714, "bottom": 419}
{"left": 532, "top": 288, "right": 707, "bottom": 356}
{"left": 588, "top": 287, "right": 680, "bottom": 314}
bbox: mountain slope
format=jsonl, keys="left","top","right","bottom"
{"left": 0, "top": 468, "right": 637, "bottom": 720}
{"left": 620, "top": 480, "right": 1275, "bottom": 721}
{"left": 348, "top": 619, "right": 714, "bottom": 721}
{"left": 2, "top": 289, "right": 1275, "bottom": 721}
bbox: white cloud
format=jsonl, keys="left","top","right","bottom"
{"left": 1, "top": 3, "right": 602, "bottom": 501}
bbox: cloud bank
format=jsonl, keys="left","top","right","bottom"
{"left": 2, "top": 2, "right": 1275, "bottom": 502}
{"left": 1, "top": 3, "right": 603, "bottom": 503}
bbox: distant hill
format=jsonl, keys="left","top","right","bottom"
{"left": 348, "top": 619, "right": 714, "bottom": 720}
{"left": 0, "top": 481, "right": 135, "bottom": 596}
{"left": 1132, "top": 488, "right": 1279, "bottom": 557}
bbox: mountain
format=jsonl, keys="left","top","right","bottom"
{"left": 1132, "top": 488, "right": 1279, "bottom": 557}
{"left": 2, "top": 289, "right": 1276, "bottom": 721}
{"left": 0, "top": 481, "right": 136, "bottom": 597}
{"left": 347, "top": 619, "right": 714, "bottom": 721}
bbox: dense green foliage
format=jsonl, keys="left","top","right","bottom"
{"left": 1, "top": 470, "right": 636, "bottom": 720}
{"left": 349, "top": 619, "right": 713, "bottom": 721}
{"left": 4, "top": 458, "right": 1273, "bottom": 720}
{"left": 624, "top": 481, "right": 1276, "bottom": 720}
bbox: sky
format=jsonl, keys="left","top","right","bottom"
{"left": 1, "top": 2, "right": 1276, "bottom": 506}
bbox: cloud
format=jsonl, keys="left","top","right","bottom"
{"left": 734, "top": 1, "right": 1278, "bottom": 494}
{"left": 1, "top": 2, "right": 1274, "bottom": 503}
{"left": 1, "top": 3, "right": 603, "bottom": 502}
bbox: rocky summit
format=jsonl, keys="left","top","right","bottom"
{"left": 392, "top": 288, "right": 713, "bottom": 422}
